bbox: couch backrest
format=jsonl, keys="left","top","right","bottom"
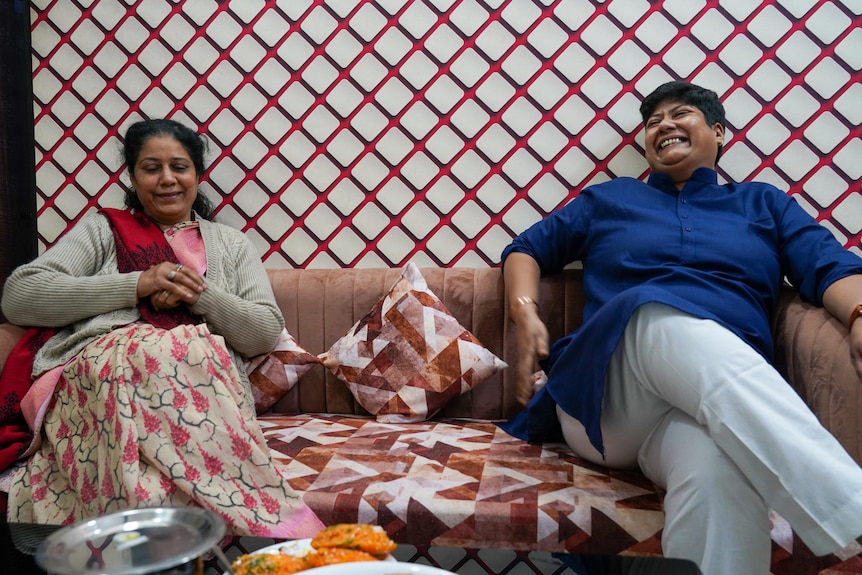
{"left": 266, "top": 267, "right": 587, "bottom": 420}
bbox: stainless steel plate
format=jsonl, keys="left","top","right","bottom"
{"left": 35, "top": 507, "right": 225, "bottom": 575}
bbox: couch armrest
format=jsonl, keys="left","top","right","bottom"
{"left": 772, "top": 289, "right": 862, "bottom": 465}
{"left": 0, "top": 324, "right": 27, "bottom": 377}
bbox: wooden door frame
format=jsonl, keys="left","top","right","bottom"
{"left": 0, "top": 0, "right": 38, "bottom": 320}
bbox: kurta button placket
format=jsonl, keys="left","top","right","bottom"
{"left": 679, "top": 194, "right": 693, "bottom": 254}
{"left": 679, "top": 196, "right": 690, "bottom": 231}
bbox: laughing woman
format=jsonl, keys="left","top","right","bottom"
{"left": 0, "top": 119, "right": 324, "bottom": 537}
{"left": 501, "top": 81, "right": 862, "bottom": 575}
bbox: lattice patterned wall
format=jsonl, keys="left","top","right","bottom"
{"left": 29, "top": 0, "right": 862, "bottom": 268}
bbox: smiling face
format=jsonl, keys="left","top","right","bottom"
{"left": 644, "top": 100, "right": 725, "bottom": 188}
{"left": 129, "top": 135, "right": 199, "bottom": 228}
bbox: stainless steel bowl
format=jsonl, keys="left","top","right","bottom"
{"left": 35, "top": 507, "right": 226, "bottom": 575}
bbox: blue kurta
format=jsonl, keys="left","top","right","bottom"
{"left": 500, "top": 168, "right": 862, "bottom": 453}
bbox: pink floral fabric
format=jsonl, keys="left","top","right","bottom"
{"left": 6, "top": 323, "right": 323, "bottom": 538}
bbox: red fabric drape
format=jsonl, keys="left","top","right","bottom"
{"left": 0, "top": 328, "right": 55, "bottom": 471}
{"left": 100, "top": 208, "right": 199, "bottom": 329}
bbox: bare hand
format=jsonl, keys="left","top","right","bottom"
{"left": 137, "top": 262, "right": 207, "bottom": 310}
{"left": 513, "top": 311, "right": 550, "bottom": 405}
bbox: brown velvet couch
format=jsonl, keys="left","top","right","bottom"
{"left": 1, "top": 267, "right": 860, "bottom": 573}
{"left": 264, "top": 267, "right": 862, "bottom": 462}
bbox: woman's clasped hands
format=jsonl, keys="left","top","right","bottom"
{"left": 138, "top": 261, "right": 207, "bottom": 310}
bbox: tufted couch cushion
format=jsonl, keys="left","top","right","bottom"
{"left": 771, "top": 289, "right": 862, "bottom": 464}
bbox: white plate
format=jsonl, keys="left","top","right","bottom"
{"left": 252, "top": 538, "right": 316, "bottom": 557}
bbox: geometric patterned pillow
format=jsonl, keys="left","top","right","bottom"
{"left": 244, "top": 328, "right": 320, "bottom": 414}
{"left": 318, "top": 262, "right": 507, "bottom": 423}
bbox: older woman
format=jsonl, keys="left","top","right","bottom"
{"left": 1, "top": 119, "right": 324, "bottom": 537}
{"left": 501, "top": 81, "right": 862, "bottom": 575}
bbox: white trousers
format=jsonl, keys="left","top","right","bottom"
{"left": 556, "top": 303, "right": 862, "bottom": 575}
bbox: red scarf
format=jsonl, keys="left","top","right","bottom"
{"left": 0, "top": 209, "right": 200, "bottom": 472}
{"left": 0, "top": 328, "right": 57, "bottom": 471}
{"left": 100, "top": 208, "right": 200, "bottom": 329}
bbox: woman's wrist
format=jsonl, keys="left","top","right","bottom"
{"left": 515, "top": 295, "right": 539, "bottom": 311}
{"left": 510, "top": 295, "right": 539, "bottom": 319}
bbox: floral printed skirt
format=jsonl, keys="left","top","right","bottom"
{"left": 6, "top": 323, "right": 323, "bottom": 538}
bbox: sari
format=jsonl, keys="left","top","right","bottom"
{"left": 4, "top": 209, "right": 323, "bottom": 537}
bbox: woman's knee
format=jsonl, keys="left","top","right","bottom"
{"left": 639, "top": 410, "right": 748, "bottom": 494}
{"left": 640, "top": 411, "right": 769, "bottom": 537}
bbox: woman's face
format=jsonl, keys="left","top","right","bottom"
{"left": 129, "top": 135, "right": 199, "bottom": 228}
{"left": 643, "top": 100, "right": 724, "bottom": 187}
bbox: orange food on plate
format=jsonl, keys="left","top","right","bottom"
{"left": 304, "top": 547, "right": 380, "bottom": 567}
{"left": 231, "top": 551, "right": 310, "bottom": 575}
{"left": 230, "top": 524, "right": 396, "bottom": 574}
{"left": 311, "top": 523, "right": 398, "bottom": 556}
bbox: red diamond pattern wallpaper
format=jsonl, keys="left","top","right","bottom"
{"left": 29, "top": 0, "right": 861, "bottom": 267}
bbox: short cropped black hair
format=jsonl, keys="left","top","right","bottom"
{"left": 122, "top": 118, "right": 215, "bottom": 219}
{"left": 639, "top": 81, "right": 725, "bottom": 130}
{"left": 639, "top": 81, "right": 726, "bottom": 161}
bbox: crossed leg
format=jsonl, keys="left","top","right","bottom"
{"left": 557, "top": 302, "right": 862, "bottom": 575}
